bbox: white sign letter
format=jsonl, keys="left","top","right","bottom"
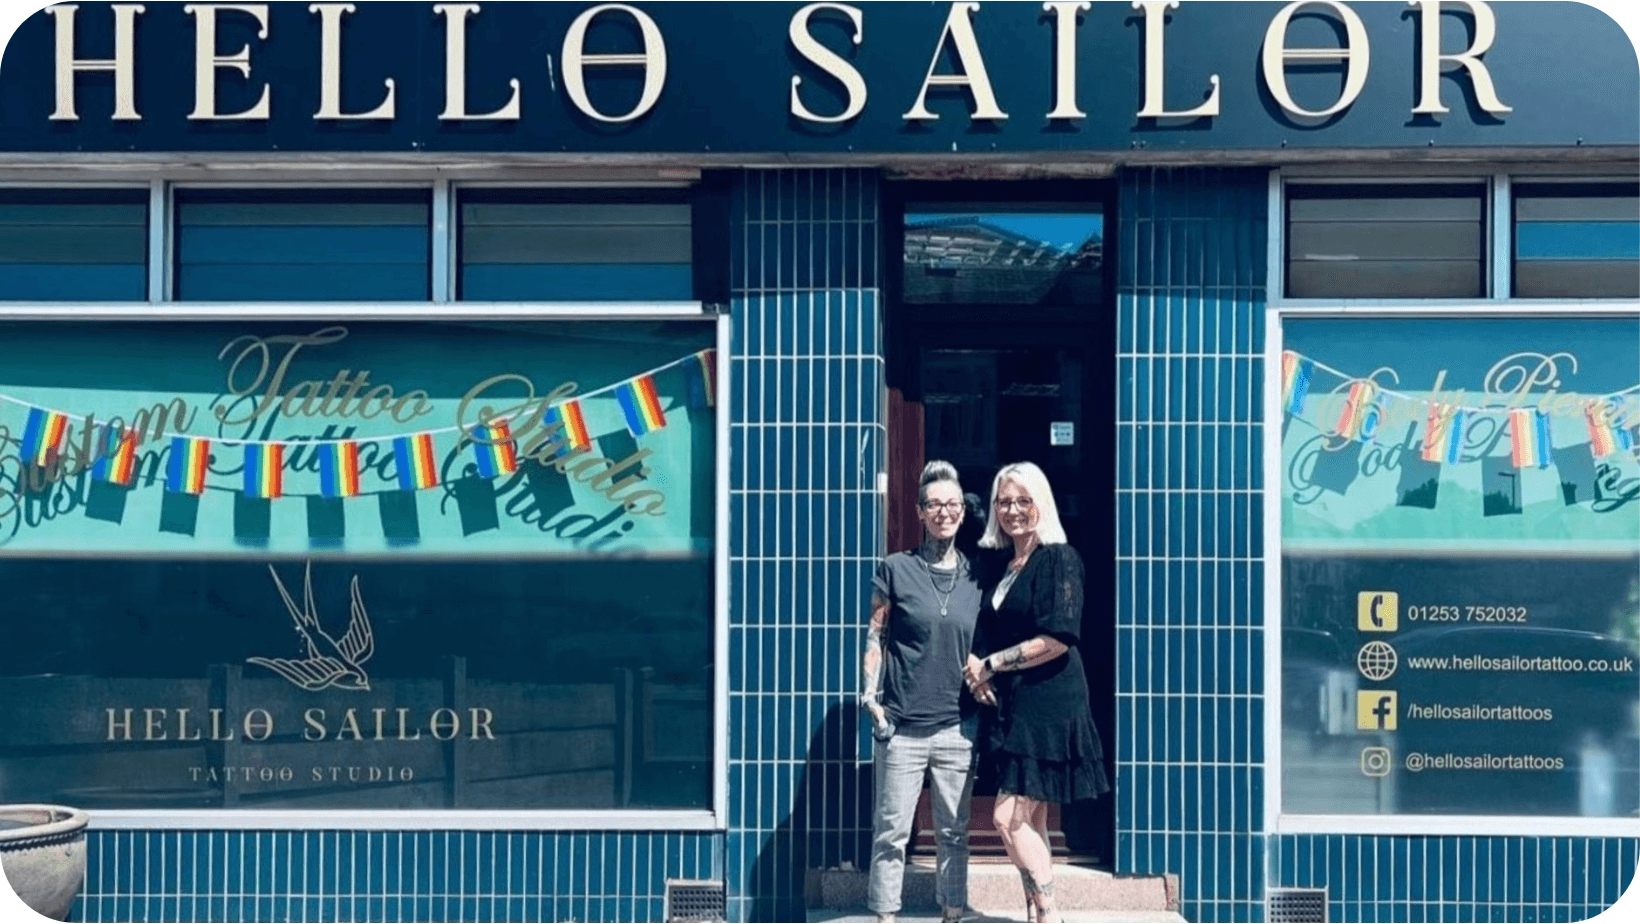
{"left": 903, "top": 2, "right": 1008, "bottom": 122}
{"left": 1133, "top": 1, "right": 1220, "bottom": 118}
{"left": 789, "top": 3, "right": 867, "bottom": 124}
{"left": 1043, "top": 1, "right": 1090, "bottom": 120}
{"left": 1409, "top": 0, "right": 1511, "bottom": 116}
{"left": 434, "top": 3, "right": 520, "bottom": 120}
{"left": 184, "top": 4, "right": 270, "bottom": 120}
{"left": 310, "top": 3, "right": 395, "bottom": 120}
{"left": 562, "top": 4, "right": 667, "bottom": 123}
{"left": 1261, "top": 0, "right": 1370, "bottom": 119}
{"left": 48, "top": 4, "right": 144, "bottom": 121}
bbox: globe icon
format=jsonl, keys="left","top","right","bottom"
{"left": 1358, "top": 641, "right": 1398, "bottom": 681}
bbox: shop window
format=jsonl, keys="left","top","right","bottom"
{"left": 902, "top": 204, "right": 1104, "bottom": 305}
{"left": 1276, "top": 315, "right": 1640, "bottom": 821}
{"left": 458, "top": 189, "right": 693, "bottom": 301}
{"left": 174, "top": 190, "right": 430, "bottom": 301}
{"left": 1513, "top": 183, "right": 1640, "bottom": 298}
{"left": 1285, "top": 184, "right": 1487, "bottom": 299}
{"left": 0, "top": 319, "right": 719, "bottom": 812}
{"left": 0, "top": 189, "right": 147, "bottom": 301}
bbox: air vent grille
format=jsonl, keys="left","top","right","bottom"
{"left": 1268, "top": 887, "right": 1328, "bottom": 923}
{"left": 665, "top": 878, "right": 726, "bottom": 923}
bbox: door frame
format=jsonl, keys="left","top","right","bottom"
{"left": 881, "top": 179, "right": 1120, "bottom": 861}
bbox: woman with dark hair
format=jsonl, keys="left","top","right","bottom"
{"left": 860, "top": 460, "right": 985, "bottom": 923}
{"left": 964, "top": 461, "right": 1109, "bottom": 923}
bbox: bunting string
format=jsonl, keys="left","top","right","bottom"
{"left": 0, "top": 348, "right": 717, "bottom": 450}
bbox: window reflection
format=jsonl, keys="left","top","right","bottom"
{"left": 903, "top": 207, "right": 1103, "bottom": 305}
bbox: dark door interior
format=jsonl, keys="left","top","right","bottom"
{"left": 886, "top": 182, "right": 1116, "bottom": 864}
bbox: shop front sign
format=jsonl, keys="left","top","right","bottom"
{"left": 1, "top": 1, "right": 1634, "bottom": 154}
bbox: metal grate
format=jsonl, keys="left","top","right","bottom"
{"left": 665, "top": 879, "right": 726, "bottom": 923}
{"left": 1266, "top": 886, "right": 1331, "bottom": 919}
{"left": 1268, "top": 888, "right": 1328, "bottom": 923}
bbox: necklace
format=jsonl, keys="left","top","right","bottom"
{"left": 920, "top": 552, "right": 962, "bottom": 616}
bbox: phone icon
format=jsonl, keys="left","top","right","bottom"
{"left": 1357, "top": 591, "right": 1398, "bottom": 633}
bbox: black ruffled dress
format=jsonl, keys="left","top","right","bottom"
{"left": 972, "top": 544, "right": 1110, "bottom": 804}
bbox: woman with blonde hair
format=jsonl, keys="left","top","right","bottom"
{"left": 860, "top": 460, "right": 984, "bottom": 923}
{"left": 963, "top": 462, "right": 1109, "bottom": 923}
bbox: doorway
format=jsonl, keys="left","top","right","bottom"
{"left": 885, "top": 182, "right": 1117, "bottom": 864}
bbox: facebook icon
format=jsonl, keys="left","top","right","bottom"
{"left": 1357, "top": 690, "right": 1399, "bottom": 731}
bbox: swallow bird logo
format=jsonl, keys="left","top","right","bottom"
{"left": 246, "top": 563, "right": 375, "bottom": 691}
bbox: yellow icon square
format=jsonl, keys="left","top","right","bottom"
{"left": 1357, "top": 690, "right": 1398, "bottom": 731}
{"left": 1358, "top": 591, "right": 1399, "bottom": 632}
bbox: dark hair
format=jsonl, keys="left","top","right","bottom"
{"left": 918, "top": 460, "right": 961, "bottom": 503}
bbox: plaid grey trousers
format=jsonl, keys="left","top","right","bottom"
{"left": 867, "top": 719, "right": 977, "bottom": 914}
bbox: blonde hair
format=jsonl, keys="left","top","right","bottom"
{"left": 978, "top": 461, "right": 1068, "bottom": 548}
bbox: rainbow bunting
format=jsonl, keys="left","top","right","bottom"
{"left": 319, "top": 441, "right": 363, "bottom": 498}
{"left": 19, "top": 407, "right": 70, "bottom": 467}
{"left": 471, "top": 420, "right": 519, "bottom": 478}
{"left": 543, "top": 401, "right": 592, "bottom": 454}
{"left": 1586, "top": 401, "right": 1636, "bottom": 459}
{"left": 1281, "top": 351, "right": 1313, "bottom": 416}
{"left": 393, "top": 433, "right": 440, "bottom": 491}
{"left": 1334, "top": 380, "right": 1379, "bottom": 442}
{"left": 688, "top": 348, "right": 718, "bottom": 409}
{"left": 1508, "top": 408, "right": 1552, "bottom": 470}
{"left": 1421, "top": 403, "right": 1465, "bottom": 465}
{"left": 615, "top": 374, "right": 667, "bottom": 437}
{"left": 166, "top": 437, "right": 211, "bottom": 495}
{"left": 243, "top": 443, "right": 285, "bottom": 499}
{"left": 92, "top": 427, "right": 138, "bottom": 486}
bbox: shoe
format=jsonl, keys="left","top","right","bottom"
{"left": 940, "top": 906, "right": 964, "bottom": 923}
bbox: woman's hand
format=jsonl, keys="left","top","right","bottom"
{"left": 964, "top": 653, "right": 994, "bottom": 688}
{"left": 971, "top": 679, "right": 997, "bottom": 707}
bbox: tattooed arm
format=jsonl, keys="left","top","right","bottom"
{"left": 965, "top": 635, "right": 1069, "bottom": 685}
{"left": 860, "top": 593, "right": 893, "bottom": 735}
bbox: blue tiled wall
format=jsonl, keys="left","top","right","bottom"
{"left": 75, "top": 830, "right": 719, "bottom": 922}
{"left": 1114, "top": 166, "right": 1638, "bottom": 923}
{"left": 1115, "top": 166, "right": 1270, "bottom": 924}
{"left": 725, "top": 168, "right": 884, "bottom": 923}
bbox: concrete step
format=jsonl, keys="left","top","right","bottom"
{"left": 809, "top": 862, "right": 1180, "bottom": 920}
{"left": 807, "top": 911, "right": 1189, "bottom": 923}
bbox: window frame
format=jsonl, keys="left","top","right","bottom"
{"left": 0, "top": 176, "right": 729, "bottom": 832}
{"left": 1266, "top": 170, "right": 1640, "bottom": 837}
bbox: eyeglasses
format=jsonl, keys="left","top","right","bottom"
{"left": 921, "top": 500, "right": 964, "bottom": 515}
{"left": 995, "top": 497, "right": 1035, "bottom": 512}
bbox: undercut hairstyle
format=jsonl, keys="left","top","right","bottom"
{"left": 978, "top": 461, "right": 1068, "bottom": 548}
{"left": 918, "top": 459, "right": 963, "bottom": 504}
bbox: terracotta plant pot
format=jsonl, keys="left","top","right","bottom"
{"left": 0, "top": 805, "right": 90, "bottom": 921}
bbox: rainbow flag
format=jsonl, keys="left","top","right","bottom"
{"left": 318, "top": 441, "right": 363, "bottom": 498}
{"left": 1280, "top": 351, "right": 1313, "bottom": 416}
{"left": 616, "top": 374, "right": 667, "bottom": 437}
{"left": 1509, "top": 408, "right": 1552, "bottom": 470}
{"left": 393, "top": 433, "right": 440, "bottom": 491}
{"left": 688, "top": 349, "right": 718, "bottom": 409}
{"left": 19, "top": 408, "right": 70, "bottom": 467}
{"left": 1586, "top": 401, "right": 1636, "bottom": 459}
{"left": 1422, "top": 403, "right": 1465, "bottom": 464}
{"left": 1334, "top": 380, "right": 1379, "bottom": 442}
{"left": 166, "top": 437, "right": 210, "bottom": 495}
{"left": 92, "top": 427, "right": 138, "bottom": 486}
{"left": 471, "top": 420, "right": 519, "bottom": 478}
{"left": 243, "top": 443, "right": 285, "bottom": 499}
{"left": 544, "top": 401, "right": 592, "bottom": 452}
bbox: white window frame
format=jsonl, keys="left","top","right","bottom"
{"left": 0, "top": 172, "right": 730, "bottom": 832}
{"left": 1265, "top": 167, "right": 1640, "bottom": 837}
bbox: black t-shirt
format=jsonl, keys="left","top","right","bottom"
{"left": 873, "top": 550, "right": 982, "bottom": 731}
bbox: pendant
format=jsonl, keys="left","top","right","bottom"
{"left": 940, "top": 605, "right": 948, "bottom": 616}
